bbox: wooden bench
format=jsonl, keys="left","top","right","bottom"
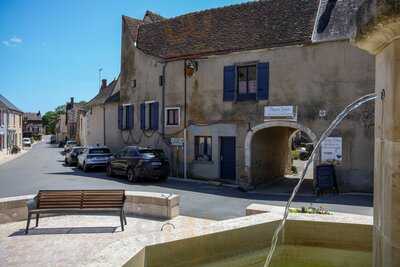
{"left": 25, "top": 190, "right": 127, "bottom": 234}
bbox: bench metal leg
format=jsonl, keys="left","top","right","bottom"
{"left": 36, "top": 213, "right": 40, "bottom": 227}
{"left": 120, "top": 211, "right": 125, "bottom": 231}
{"left": 123, "top": 210, "right": 127, "bottom": 225}
{"left": 25, "top": 213, "right": 32, "bottom": 234}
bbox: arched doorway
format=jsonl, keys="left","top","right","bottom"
{"left": 244, "top": 120, "right": 317, "bottom": 187}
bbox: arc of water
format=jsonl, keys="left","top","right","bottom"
{"left": 264, "top": 92, "right": 377, "bottom": 267}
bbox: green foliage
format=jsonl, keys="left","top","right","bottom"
{"left": 42, "top": 111, "right": 59, "bottom": 134}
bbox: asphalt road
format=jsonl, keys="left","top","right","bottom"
{"left": 0, "top": 139, "right": 373, "bottom": 220}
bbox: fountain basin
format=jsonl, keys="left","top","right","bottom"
{"left": 125, "top": 207, "right": 372, "bottom": 267}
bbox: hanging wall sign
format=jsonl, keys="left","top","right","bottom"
{"left": 321, "top": 137, "right": 342, "bottom": 162}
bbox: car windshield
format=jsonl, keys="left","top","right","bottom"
{"left": 67, "top": 141, "right": 76, "bottom": 145}
{"left": 89, "top": 148, "right": 111, "bottom": 154}
{"left": 23, "top": 138, "right": 30, "bottom": 142}
{"left": 139, "top": 149, "right": 165, "bottom": 159}
{"left": 72, "top": 148, "right": 83, "bottom": 153}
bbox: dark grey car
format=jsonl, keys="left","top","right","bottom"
{"left": 106, "top": 146, "right": 170, "bottom": 183}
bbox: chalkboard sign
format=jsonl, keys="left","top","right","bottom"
{"left": 315, "top": 164, "right": 338, "bottom": 196}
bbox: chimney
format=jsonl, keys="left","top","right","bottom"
{"left": 101, "top": 79, "right": 107, "bottom": 88}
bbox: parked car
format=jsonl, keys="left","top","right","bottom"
{"left": 64, "top": 140, "right": 77, "bottom": 153}
{"left": 65, "top": 146, "right": 84, "bottom": 166}
{"left": 49, "top": 135, "right": 57, "bottom": 144}
{"left": 106, "top": 146, "right": 170, "bottom": 183}
{"left": 77, "top": 146, "right": 112, "bottom": 172}
{"left": 22, "top": 138, "right": 32, "bottom": 147}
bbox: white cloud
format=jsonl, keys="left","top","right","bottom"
{"left": 2, "top": 36, "right": 23, "bottom": 47}
{"left": 10, "top": 37, "right": 22, "bottom": 43}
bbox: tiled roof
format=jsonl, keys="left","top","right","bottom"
{"left": 0, "top": 94, "right": 22, "bottom": 113}
{"left": 130, "top": 0, "right": 319, "bottom": 59}
{"left": 87, "top": 80, "right": 117, "bottom": 107}
{"left": 24, "top": 112, "right": 42, "bottom": 121}
{"left": 123, "top": 16, "right": 142, "bottom": 42}
{"left": 105, "top": 76, "right": 121, "bottom": 104}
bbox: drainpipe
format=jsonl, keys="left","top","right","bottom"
{"left": 103, "top": 105, "right": 106, "bottom": 146}
{"left": 161, "top": 62, "right": 167, "bottom": 137}
{"left": 183, "top": 59, "right": 188, "bottom": 179}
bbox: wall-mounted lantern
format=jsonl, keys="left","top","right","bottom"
{"left": 185, "top": 60, "right": 198, "bottom": 77}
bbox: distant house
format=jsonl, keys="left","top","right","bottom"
{"left": 0, "top": 94, "right": 23, "bottom": 154}
{"left": 55, "top": 114, "right": 68, "bottom": 143}
{"left": 84, "top": 78, "right": 122, "bottom": 151}
{"left": 65, "top": 97, "right": 86, "bottom": 141}
{"left": 23, "top": 112, "right": 44, "bottom": 138}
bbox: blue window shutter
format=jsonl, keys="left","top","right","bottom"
{"left": 118, "top": 106, "right": 123, "bottom": 130}
{"left": 131, "top": 105, "right": 134, "bottom": 129}
{"left": 126, "top": 105, "right": 133, "bottom": 129}
{"left": 223, "top": 65, "right": 235, "bottom": 101}
{"left": 140, "top": 103, "right": 145, "bottom": 130}
{"left": 151, "top": 102, "right": 159, "bottom": 130}
{"left": 257, "top": 63, "right": 269, "bottom": 100}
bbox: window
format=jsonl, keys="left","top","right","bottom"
{"left": 195, "top": 136, "right": 212, "bottom": 161}
{"left": 140, "top": 102, "right": 159, "bottom": 130}
{"left": 237, "top": 65, "right": 257, "bottom": 101}
{"left": 223, "top": 63, "right": 269, "bottom": 102}
{"left": 118, "top": 105, "right": 134, "bottom": 130}
{"left": 165, "top": 107, "right": 180, "bottom": 127}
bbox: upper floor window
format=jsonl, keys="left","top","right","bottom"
{"left": 118, "top": 104, "right": 134, "bottom": 130}
{"left": 237, "top": 65, "right": 257, "bottom": 101}
{"left": 223, "top": 63, "right": 269, "bottom": 102}
{"left": 140, "top": 101, "right": 159, "bottom": 130}
{"left": 165, "top": 107, "right": 180, "bottom": 127}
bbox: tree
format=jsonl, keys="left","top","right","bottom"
{"left": 42, "top": 111, "right": 59, "bottom": 134}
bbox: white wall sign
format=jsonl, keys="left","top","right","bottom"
{"left": 170, "top": 137, "right": 184, "bottom": 146}
{"left": 264, "top": 106, "right": 296, "bottom": 120}
{"left": 321, "top": 137, "right": 342, "bottom": 162}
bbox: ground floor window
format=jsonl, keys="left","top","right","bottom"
{"left": 195, "top": 136, "right": 212, "bottom": 161}
{"left": 165, "top": 107, "right": 180, "bottom": 127}
{"left": 0, "top": 135, "right": 3, "bottom": 150}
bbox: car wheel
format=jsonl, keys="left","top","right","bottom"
{"left": 107, "top": 164, "right": 114, "bottom": 177}
{"left": 127, "top": 168, "right": 138, "bottom": 183}
{"left": 159, "top": 176, "right": 168, "bottom": 182}
{"left": 83, "top": 162, "right": 88, "bottom": 172}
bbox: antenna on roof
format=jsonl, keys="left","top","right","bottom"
{"left": 98, "top": 68, "right": 103, "bottom": 88}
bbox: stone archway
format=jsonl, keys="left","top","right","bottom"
{"left": 244, "top": 120, "right": 317, "bottom": 186}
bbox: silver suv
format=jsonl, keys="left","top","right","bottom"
{"left": 77, "top": 146, "right": 112, "bottom": 172}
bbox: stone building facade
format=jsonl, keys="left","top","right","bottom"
{"left": 0, "top": 94, "right": 23, "bottom": 154}
{"left": 23, "top": 112, "right": 44, "bottom": 138}
{"left": 83, "top": 78, "right": 122, "bottom": 151}
{"left": 116, "top": 0, "right": 375, "bottom": 192}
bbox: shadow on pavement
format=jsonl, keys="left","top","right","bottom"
{"left": 11, "top": 226, "right": 118, "bottom": 236}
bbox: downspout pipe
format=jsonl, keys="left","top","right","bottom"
{"left": 162, "top": 62, "right": 167, "bottom": 137}
{"left": 103, "top": 105, "right": 106, "bottom": 146}
{"left": 183, "top": 59, "right": 188, "bottom": 179}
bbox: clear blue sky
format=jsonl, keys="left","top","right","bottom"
{"left": 0, "top": 0, "right": 247, "bottom": 113}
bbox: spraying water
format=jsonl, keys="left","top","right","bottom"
{"left": 264, "top": 93, "right": 377, "bottom": 267}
